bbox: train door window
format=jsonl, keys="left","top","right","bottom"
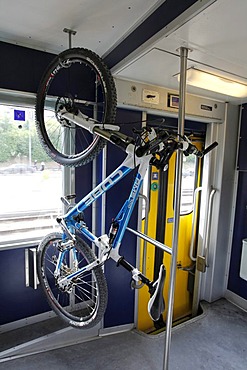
{"left": 181, "top": 154, "right": 197, "bottom": 214}
{"left": 141, "top": 146, "right": 199, "bottom": 216}
{"left": 0, "top": 103, "right": 62, "bottom": 247}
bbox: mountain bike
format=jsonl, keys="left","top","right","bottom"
{"left": 35, "top": 47, "right": 218, "bottom": 329}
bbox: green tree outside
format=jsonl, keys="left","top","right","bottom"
{"left": 0, "top": 111, "right": 50, "bottom": 164}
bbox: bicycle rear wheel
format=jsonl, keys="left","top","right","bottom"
{"left": 37, "top": 232, "right": 108, "bottom": 329}
{"left": 35, "top": 47, "right": 117, "bottom": 167}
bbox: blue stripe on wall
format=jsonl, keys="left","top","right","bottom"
{"left": 104, "top": 108, "right": 142, "bottom": 328}
{"left": 104, "top": 0, "right": 199, "bottom": 69}
{"left": 0, "top": 41, "right": 55, "bottom": 93}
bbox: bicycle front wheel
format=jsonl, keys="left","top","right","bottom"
{"left": 37, "top": 233, "right": 108, "bottom": 329}
{"left": 35, "top": 47, "right": 117, "bottom": 167}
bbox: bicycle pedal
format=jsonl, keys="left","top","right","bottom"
{"left": 148, "top": 264, "right": 166, "bottom": 321}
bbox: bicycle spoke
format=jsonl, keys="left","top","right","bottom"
{"left": 36, "top": 47, "right": 116, "bottom": 166}
{"left": 38, "top": 233, "right": 108, "bottom": 328}
{"left": 75, "top": 284, "right": 98, "bottom": 300}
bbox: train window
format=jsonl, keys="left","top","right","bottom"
{"left": 180, "top": 154, "right": 197, "bottom": 214}
{"left": 0, "top": 103, "right": 62, "bottom": 247}
{"left": 141, "top": 154, "right": 197, "bottom": 219}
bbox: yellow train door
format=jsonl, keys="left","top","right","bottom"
{"left": 137, "top": 130, "right": 204, "bottom": 332}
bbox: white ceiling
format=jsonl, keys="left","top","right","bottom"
{"left": 1, "top": 0, "right": 247, "bottom": 104}
{"left": 114, "top": 0, "right": 247, "bottom": 104}
{"left": 0, "top": 0, "right": 162, "bottom": 54}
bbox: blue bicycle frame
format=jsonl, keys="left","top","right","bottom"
{"left": 53, "top": 108, "right": 173, "bottom": 288}
{"left": 57, "top": 142, "right": 152, "bottom": 283}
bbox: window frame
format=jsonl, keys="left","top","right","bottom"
{"left": 0, "top": 88, "right": 71, "bottom": 249}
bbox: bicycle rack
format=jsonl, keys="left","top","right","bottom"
{"left": 62, "top": 27, "right": 77, "bottom": 214}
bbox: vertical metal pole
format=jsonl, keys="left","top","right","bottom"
{"left": 92, "top": 77, "right": 99, "bottom": 239}
{"left": 62, "top": 28, "right": 77, "bottom": 213}
{"left": 101, "top": 145, "right": 107, "bottom": 235}
{"left": 163, "top": 47, "right": 188, "bottom": 370}
{"left": 68, "top": 32, "right": 72, "bottom": 49}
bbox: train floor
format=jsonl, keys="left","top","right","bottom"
{"left": 0, "top": 298, "right": 246, "bottom": 370}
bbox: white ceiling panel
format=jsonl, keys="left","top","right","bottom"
{"left": 160, "top": 0, "right": 247, "bottom": 80}
{"left": 0, "top": 0, "right": 162, "bottom": 54}
{"left": 1, "top": 0, "right": 247, "bottom": 103}
{"left": 115, "top": 0, "right": 247, "bottom": 104}
{"left": 115, "top": 48, "right": 181, "bottom": 90}
{"left": 114, "top": 47, "right": 240, "bottom": 103}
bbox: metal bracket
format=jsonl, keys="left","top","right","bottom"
{"left": 63, "top": 28, "right": 77, "bottom": 48}
{"left": 25, "top": 248, "right": 39, "bottom": 289}
{"left": 196, "top": 255, "right": 206, "bottom": 273}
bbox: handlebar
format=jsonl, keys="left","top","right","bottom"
{"left": 134, "top": 128, "right": 218, "bottom": 170}
{"left": 183, "top": 141, "right": 218, "bottom": 158}
{"left": 58, "top": 107, "right": 218, "bottom": 167}
{"left": 93, "top": 124, "right": 218, "bottom": 171}
{"left": 202, "top": 141, "right": 219, "bottom": 155}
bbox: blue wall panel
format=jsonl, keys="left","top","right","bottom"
{"left": 75, "top": 161, "right": 93, "bottom": 231}
{"left": 0, "top": 247, "right": 50, "bottom": 325}
{"left": 104, "top": 108, "right": 142, "bottom": 328}
{"left": 228, "top": 172, "right": 247, "bottom": 299}
{"left": 0, "top": 41, "right": 55, "bottom": 93}
{"left": 104, "top": 0, "right": 199, "bottom": 69}
{"left": 0, "top": 43, "right": 56, "bottom": 325}
{"left": 228, "top": 103, "right": 247, "bottom": 299}
{"left": 237, "top": 104, "right": 247, "bottom": 171}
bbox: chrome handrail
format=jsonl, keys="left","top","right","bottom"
{"left": 189, "top": 187, "right": 202, "bottom": 261}
{"left": 204, "top": 187, "right": 217, "bottom": 267}
{"left": 138, "top": 193, "right": 150, "bottom": 274}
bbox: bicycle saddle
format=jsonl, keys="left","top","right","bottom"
{"left": 148, "top": 264, "right": 166, "bottom": 321}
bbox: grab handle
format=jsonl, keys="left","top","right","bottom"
{"left": 204, "top": 187, "right": 217, "bottom": 267}
{"left": 138, "top": 193, "right": 149, "bottom": 275}
{"left": 189, "top": 187, "right": 202, "bottom": 261}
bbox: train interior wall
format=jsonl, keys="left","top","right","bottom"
{"left": 0, "top": 40, "right": 246, "bottom": 333}
{"left": 227, "top": 103, "right": 247, "bottom": 304}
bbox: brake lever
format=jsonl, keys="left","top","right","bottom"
{"left": 135, "top": 130, "right": 169, "bottom": 157}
